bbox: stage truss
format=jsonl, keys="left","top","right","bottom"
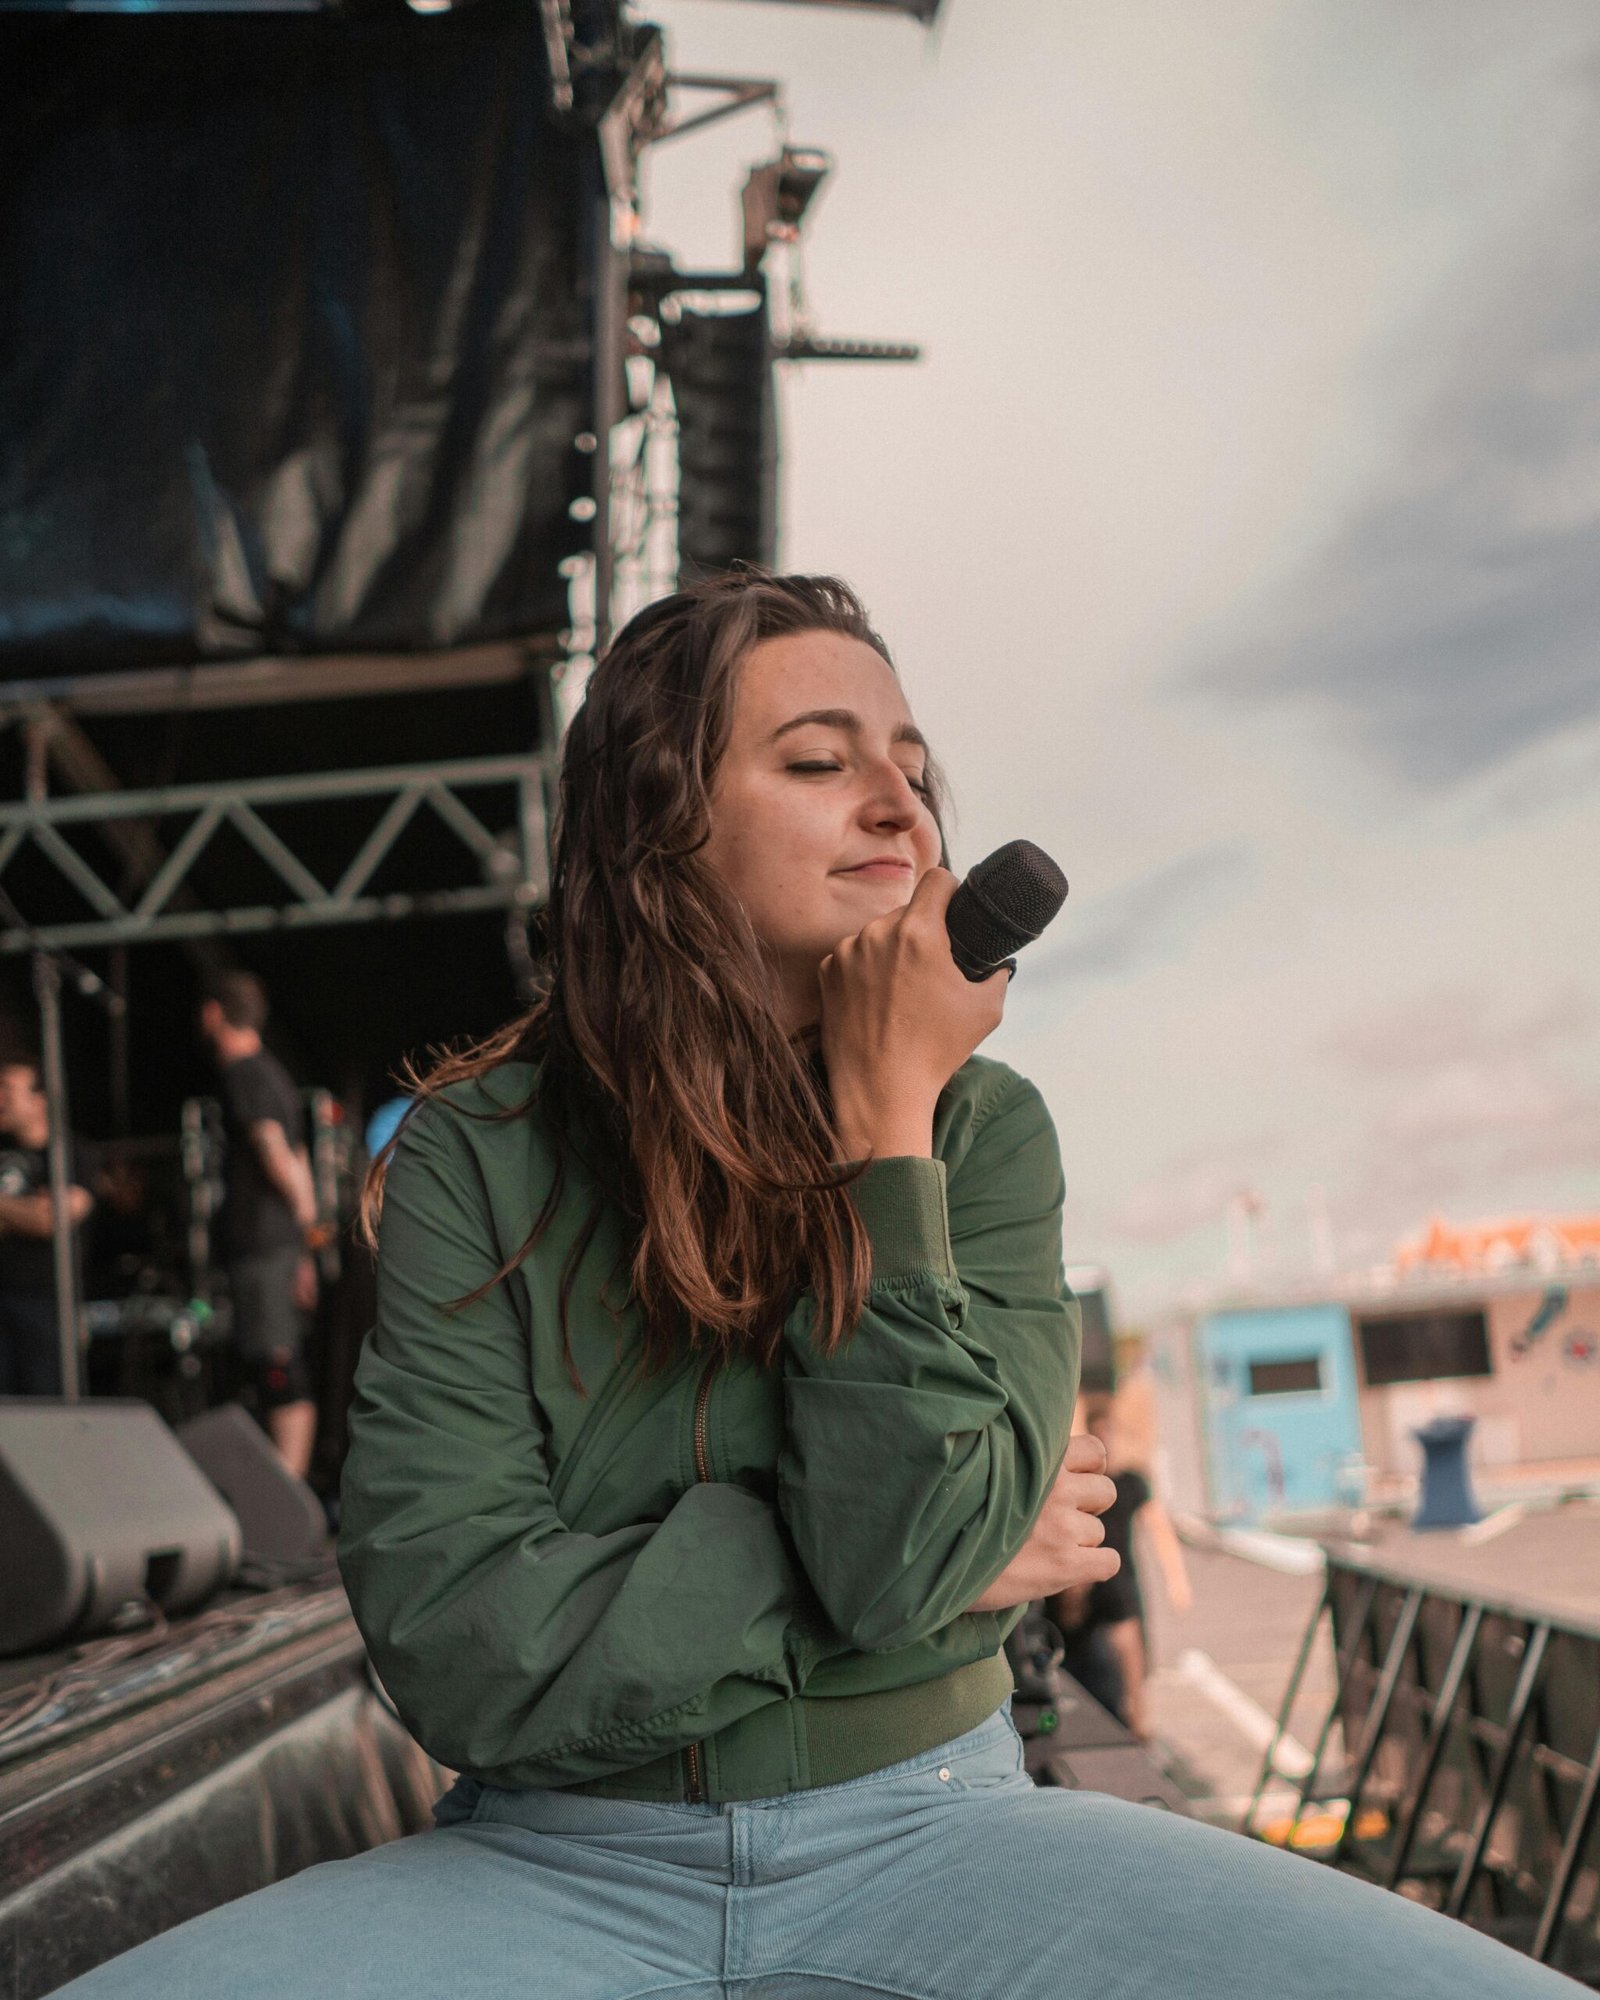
{"left": 0, "top": 752, "right": 550, "bottom": 957}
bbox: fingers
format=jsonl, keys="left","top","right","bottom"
{"left": 1056, "top": 1436, "right": 1115, "bottom": 1517}
{"left": 1086, "top": 1472, "right": 1117, "bottom": 1515}
{"left": 1044, "top": 1538, "right": 1122, "bottom": 1601}
{"left": 1063, "top": 1432, "right": 1109, "bottom": 1475}
{"left": 905, "top": 864, "right": 958, "bottom": 920}
{"left": 1053, "top": 1466, "right": 1117, "bottom": 1519}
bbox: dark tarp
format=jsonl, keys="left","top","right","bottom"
{"left": 0, "top": 4, "right": 596, "bottom": 677}
{"left": 0, "top": 1579, "right": 448, "bottom": 1999}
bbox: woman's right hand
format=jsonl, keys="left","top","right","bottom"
{"left": 820, "top": 867, "right": 1010, "bottom": 1160}
{"left": 966, "top": 1433, "right": 1120, "bottom": 1613}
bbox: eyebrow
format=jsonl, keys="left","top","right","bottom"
{"left": 767, "top": 707, "right": 927, "bottom": 752}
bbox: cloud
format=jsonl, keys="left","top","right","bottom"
{"left": 1322, "top": 985, "right": 1597, "bottom": 1076}
{"left": 1325, "top": 1087, "right": 1600, "bottom": 1268}
{"left": 1022, "top": 840, "right": 1251, "bottom": 992}
{"left": 1320, "top": 986, "right": 1600, "bottom": 1230}
{"left": 1374, "top": 1067, "right": 1599, "bottom": 1177}
{"left": 1186, "top": 66, "right": 1600, "bottom": 789}
{"left": 1107, "top": 1133, "right": 1288, "bottom": 1247}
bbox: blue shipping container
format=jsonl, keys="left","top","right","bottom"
{"left": 1199, "top": 1304, "right": 1363, "bottom": 1523}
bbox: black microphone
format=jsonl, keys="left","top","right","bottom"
{"left": 946, "top": 840, "right": 1069, "bottom": 981}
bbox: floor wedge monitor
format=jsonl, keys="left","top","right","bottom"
{"left": 0, "top": 1398, "right": 242, "bottom": 1656}
{"left": 176, "top": 1403, "right": 327, "bottom": 1568}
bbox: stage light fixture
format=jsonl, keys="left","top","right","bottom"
{"left": 741, "top": 146, "right": 833, "bottom": 271}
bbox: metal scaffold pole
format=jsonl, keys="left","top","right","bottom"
{"left": 32, "top": 947, "right": 81, "bottom": 1398}
{"left": 23, "top": 717, "right": 84, "bottom": 1397}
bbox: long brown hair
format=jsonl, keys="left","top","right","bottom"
{"left": 363, "top": 570, "right": 948, "bottom": 1376}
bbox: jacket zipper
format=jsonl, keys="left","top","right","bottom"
{"left": 684, "top": 1362, "right": 715, "bottom": 1804}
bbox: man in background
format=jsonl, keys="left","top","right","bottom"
{"left": 198, "top": 973, "right": 318, "bottom": 1480}
{"left": 0, "top": 1053, "right": 95, "bottom": 1396}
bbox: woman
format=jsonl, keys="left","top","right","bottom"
{"left": 61, "top": 573, "right": 1582, "bottom": 1998}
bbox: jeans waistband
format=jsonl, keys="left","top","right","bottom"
{"left": 454, "top": 1699, "right": 1023, "bottom": 1839}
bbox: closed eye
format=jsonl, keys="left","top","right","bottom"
{"left": 788, "top": 759, "right": 931, "bottom": 798}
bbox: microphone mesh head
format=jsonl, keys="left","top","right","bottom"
{"left": 964, "top": 840, "right": 1069, "bottom": 945}
{"left": 945, "top": 839, "right": 1069, "bottom": 977}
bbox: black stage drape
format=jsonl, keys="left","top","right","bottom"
{"left": 0, "top": 4, "right": 596, "bottom": 676}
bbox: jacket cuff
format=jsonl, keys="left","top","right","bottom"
{"left": 849, "top": 1157, "right": 959, "bottom": 1289}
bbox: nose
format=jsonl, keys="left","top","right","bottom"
{"left": 859, "top": 758, "right": 923, "bottom": 831}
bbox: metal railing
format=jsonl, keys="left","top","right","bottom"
{"left": 1245, "top": 1550, "right": 1600, "bottom": 1984}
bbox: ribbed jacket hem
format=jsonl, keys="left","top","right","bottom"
{"left": 558, "top": 1651, "right": 1015, "bottom": 1804}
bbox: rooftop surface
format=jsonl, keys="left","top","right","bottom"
{"left": 1333, "top": 1497, "right": 1600, "bottom": 1634}
{"left": 1140, "top": 1498, "right": 1600, "bottom": 1820}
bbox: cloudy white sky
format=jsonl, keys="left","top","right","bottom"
{"left": 639, "top": 0, "right": 1600, "bottom": 1318}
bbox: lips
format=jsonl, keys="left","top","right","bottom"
{"left": 838, "top": 860, "right": 913, "bottom": 877}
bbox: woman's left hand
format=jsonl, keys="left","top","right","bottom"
{"left": 966, "top": 1434, "right": 1120, "bottom": 1613}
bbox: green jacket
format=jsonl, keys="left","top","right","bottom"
{"left": 338, "top": 1053, "right": 1081, "bottom": 1803}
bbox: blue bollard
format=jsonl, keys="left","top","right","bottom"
{"left": 1411, "top": 1415, "right": 1481, "bottom": 1530}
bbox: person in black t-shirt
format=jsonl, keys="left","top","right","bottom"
{"left": 198, "top": 972, "right": 319, "bottom": 1479}
{"left": 0, "top": 1055, "right": 96, "bottom": 1396}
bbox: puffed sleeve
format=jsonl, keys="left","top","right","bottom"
{"left": 776, "top": 1070, "right": 1079, "bottom": 1651}
{"left": 338, "top": 1101, "right": 841, "bottom": 1787}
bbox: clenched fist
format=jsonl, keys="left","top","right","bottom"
{"left": 822, "top": 868, "right": 1010, "bottom": 1161}
{"left": 966, "top": 1432, "right": 1120, "bottom": 1613}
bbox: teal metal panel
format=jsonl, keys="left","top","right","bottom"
{"left": 1199, "top": 1304, "right": 1363, "bottom": 1523}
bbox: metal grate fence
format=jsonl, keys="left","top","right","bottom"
{"left": 1246, "top": 1551, "right": 1600, "bottom": 1987}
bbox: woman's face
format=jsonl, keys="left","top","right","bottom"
{"left": 701, "top": 629, "right": 942, "bottom": 1030}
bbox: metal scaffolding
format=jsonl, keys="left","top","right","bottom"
{"left": 0, "top": 753, "right": 550, "bottom": 956}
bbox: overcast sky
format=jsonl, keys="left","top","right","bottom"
{"left": 639, "top": 0, "right": 1600, "bottom": 1319}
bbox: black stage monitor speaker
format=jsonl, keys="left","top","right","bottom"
{"left": 0, "top": 1399, "right": 242, "bottom": 1656}
{"left": 176, "top": 1404, "right": 327, "bottom": 1567}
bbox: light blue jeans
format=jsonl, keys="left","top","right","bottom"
{"left": 56, "top": 1704, "right": 1585, "bottom": 1997}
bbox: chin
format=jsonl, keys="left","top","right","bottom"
{"left": 845, "top": 882, "right": 916, "bottom": 921}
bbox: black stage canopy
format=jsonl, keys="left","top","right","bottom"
{"left": 0, "top": 3, "right": 597, "bottom": 678}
